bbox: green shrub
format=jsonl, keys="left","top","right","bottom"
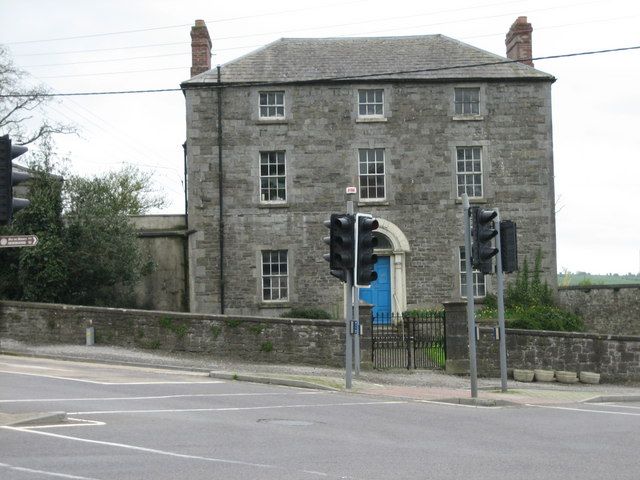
{"left": 260, "top": 340, "right": 274, "bottom": 353}
{"left": 248, "top": 323, "right": 264, "bottom": 335}
{"left": 403, "top": 308, "right": 444, "bottom": 319}
{"left": 504, "top": 252, "right": 553, "bottom": 309}
{"left": 281, "top": 308, "right": 332, "bottom": 319}
{"left": 507, "top": 305, "right": 584, "bottom": 332}
{"left": 158, "top": 316, "right": 188, "bottom": 338}
{"left": 173, "top": 323, "right": 188, "bottom": 338}
{"left": 478, "top": 249, "right": 583, "bottom": 332}
{"left": 158, "top": 316, "right": 173, "bottom": 329}
{"left": 210, "top": 325, "right": 221, "bottom": 339}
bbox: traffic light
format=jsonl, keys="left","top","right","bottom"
{"left": 323, "top": 213, "right": 355, "bottom": 282}
{"left": 355, "top": 213, "right": 379, "bottom": 287}
{"left": 0, "top": 135, "right": 30, "bottom": 225}
{"left": 471, "top": 206, "right": 498, "bottom": 275}
{"left": 500, "top": 220, "right": 518, "bottom": 273}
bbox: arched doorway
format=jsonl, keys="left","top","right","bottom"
{"left": 358, "top": 218, "right": 410, "bottom": 317}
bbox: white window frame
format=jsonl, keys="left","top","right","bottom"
{"left": 454, "top": 87, "right": 480, "bottom": 116}
{"left": 261, "top": 250, "right": 288, "bottom": 302}
{"left": 459, "top": 246, "right": 486, "bottom": 298}
{"left": 358, "top": 89, "right": 384, "bottom": 118}
{"left": 259, "top": 91, "right": 285, "bottom": 119}
{"left": 456, "top": 146, "right": 483, "bottom": 199}
{"left": 358, "top": 148, "right": 386, "bottom": 201}
{"left": 259, "top": 151, "right": 286, "bottom": 203}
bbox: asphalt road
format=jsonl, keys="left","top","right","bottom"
{"left": 1, "top": 356, "right": 639, "bottom": 479}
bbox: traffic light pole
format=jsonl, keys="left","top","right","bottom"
{"left": 462, "top": 194, "right": 479, "bottom": 398}
{"left": 353, "top": 286, "right": 360, "bottom": 376}
{"left": 345, "top": 269, "right": 354, "bottom": 390}
{"left": 494, "top": 210, "right": 508, "bottom": 392}
{"left": 345, "top": 199, "right": 355, "bottom": 389}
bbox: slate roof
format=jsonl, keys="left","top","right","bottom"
{"left": 183, "top": 35, "right": 553, "bottom": 85}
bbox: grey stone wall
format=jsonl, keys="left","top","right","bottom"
{"left": 557, "top": 285, "right": 640, "bottom": 335}
{"left": 185, "top": 79, "right": 556, "bottom": 315}
{"left": 443, "top": 303, "right": 640, "bottom": 382}
{"left": 476, "top": 328, "right": 640, "bottom": 383}
{"left": 0, "top": 300, "right": 350, "bottom": 367}
{"left": 118, "top": 215, "right": 189, "bottom": 312}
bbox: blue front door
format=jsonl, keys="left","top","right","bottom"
{"left": 359, "top": 256, "right": 391, "bottom": 319}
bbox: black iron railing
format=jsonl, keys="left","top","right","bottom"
{"left": 371, "top": 312, "right": 446, "bottom": 369}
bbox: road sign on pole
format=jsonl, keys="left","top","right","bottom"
{"left": 0, "top": 235, "right": 39, "bottom": 248}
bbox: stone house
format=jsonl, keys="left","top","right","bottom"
{"left": 181, "top": 17, "right": 557, "bottom": 317}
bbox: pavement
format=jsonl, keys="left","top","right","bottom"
{"left": 2, "top": 338, "right": 640, "bottom": 421}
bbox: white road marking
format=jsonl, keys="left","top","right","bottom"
{"left": 94, "top": 381, "right": 225, "bottom": 385}
{"left": 69, "top": 400, "right": 407, "bottom": 415}
{"left": 0, "top": 461, "right": 103, "bottom": 480}
{"left": 1, "top": 427, "right": 359, "bottom": 479}
{"left": 598, "top": 403, "right": 640, "bottom": 410}
{"left": 0, "top": 391, "right": 327, "bottom": 403}
{"left": 0, "top": 362, "right": 73, "bottom": 371}
{"left": 18, "top": 418, "right": 106, "bottom": 429}
{"left": 418, "top": 400, "right": 501, "bottom": 409}
{"left": 526, "top": 404, "right": 640, "bottom": 416}
{"left": 0, "top": 369, "right": 222, "bottom": 385}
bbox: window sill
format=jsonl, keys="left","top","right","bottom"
{"left": 454, "top": 197, "right": 487, "bottom": 204}
{"left": 452, "top": 115, "right": 484, "bottom": 122}
{"left": 256, "top": 119, "right": 288, "bottom": 125}
{"left": 358, "top": 200, "right": 389, "bottom": 207}
{"left": 260, "top": 302, "right": 290, "bottom": 308}
{"left": 356, "top": 117, "right": 387, "bottom": 123}
{"left": 258, "top": 203, "right": 289, "bottom": 209}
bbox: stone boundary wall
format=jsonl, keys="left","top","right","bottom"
{"left": 0, "top": 301, "right": 370, "bottom": 368}
{"left": 476, "top": 327, "right": 640, "bottom": 382}
{"left": 443, "top": 302, "right": 640, "bottom": 382}
{"left": 557, "top": 284, "right": 640, "bottom": 335}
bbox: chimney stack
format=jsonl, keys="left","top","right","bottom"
{"left": 505, "top": 16, "right": 533, "bottom": 67}
{"left": 190, "top": 19, "right": 212, "bottom": 77}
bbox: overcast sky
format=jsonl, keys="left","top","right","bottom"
{"left": 1, "top": 0, "right": 639, "bottom": 275}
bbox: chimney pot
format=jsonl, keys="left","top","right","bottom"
{"left": 505, "top": 16, "right": 534, "bottom": 67}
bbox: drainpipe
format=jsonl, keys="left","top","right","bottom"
{"left": 217, "top": 65, "right": 225, "bottom": 314}
{"left": 182, "top": 141, "right": 190, "bottom": 312}
{"left": 182, "top": 141, "right": 188, "bottom": 222}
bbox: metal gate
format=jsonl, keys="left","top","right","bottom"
{"left": 371, "top": 312, "right": 446, "bottom": 369}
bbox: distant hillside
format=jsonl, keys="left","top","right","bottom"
{"left": 558, "top": 272, "right": 640, "bottom": 287}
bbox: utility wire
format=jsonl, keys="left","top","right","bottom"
{"left": 39, "top": 66, "right": 187, "bottom": 79}
{"left": 1, "top": 44, "right": 638, "bottom": 98}
{"left": 14, "top": 42, "right": 188, "bottom": 57}
{"left": 24, "top": 52, "right": 190, "bottom": 68}
{"left": 6, "top": 0, "right": 583, "bottom": 51}
{"left": 4, "top": 0, "right": 366, "bottom": 45}
{"left": 15, "top": 11, "right": 638, "bottom": 64}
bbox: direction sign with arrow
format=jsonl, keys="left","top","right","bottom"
{"left": 0, "top": 235, "right": 39, "bottom": 248}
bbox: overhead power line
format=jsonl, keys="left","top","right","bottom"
{"left": 1, "top": 44, "right": 638, "bottom": 98}
{"left": 6, "top": 0, "right": 590, "bottom": 49}
{"left": 23, "top": 52, "right": 190, "bottom": 68}
{"left": 13, "top": 12, "right": 638, "bottom": 62}
{"left": 4, "top": 0, "right": 366, "bottom": 45}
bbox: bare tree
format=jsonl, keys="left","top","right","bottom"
{"left": 0, "top": 46, "right": 75, "bottom": 145}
